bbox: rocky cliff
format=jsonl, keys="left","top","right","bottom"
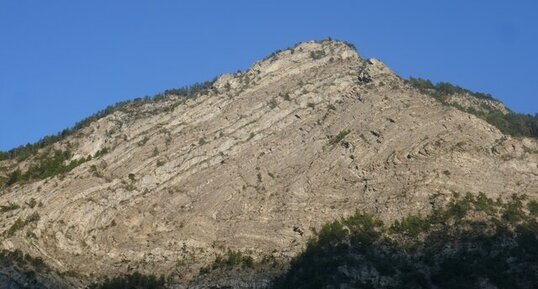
{"left": 0, "top": 40, "right": 537, "bottom": 288}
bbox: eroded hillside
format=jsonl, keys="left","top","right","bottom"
{"left": 0, "top": 40, "right": 537, "bottom": 288}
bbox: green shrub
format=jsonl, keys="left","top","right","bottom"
{"left": 473, "top": 192, "right": 497, "bottom": 214}
{"left": 27, "top": 198, "right": 37, "bottom": 209}
{"left": 502, "top": 195, "right": 525, "bottom": 225}
{"left": 5, "top": 212, "right": 40, "bottom": 237}
{"left": 328, "top": 130, "right": 350, "bottom": 145}
{"left": 310, "top": 50, "right": 326, "bottom": 60}
{"left": 391, "top": 215, "right": 430, "bottom": 238}
{"left": 0, "top": 202, "right": 20, "bottom": 213}
{"left": 6, "top": 169, "right": 22, "bottom": 186}
{"left": 6, "top": 218, "right": 26, "bottom": 236}
{"left": 93, "top": 148, "right": 109, "bottom": 158}
{"left": 528, "top": 201, "right": 538, "bottom": 216}
{"left": 26, "top": 212, "right": 40, "bottom": 223}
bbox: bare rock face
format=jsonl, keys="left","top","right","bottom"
{"left": 0, "top": 40, "right": 537, "bottom": 287}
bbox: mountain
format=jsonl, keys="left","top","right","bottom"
{"left": 0, "top": 40, "right": 537, "bottom": 288}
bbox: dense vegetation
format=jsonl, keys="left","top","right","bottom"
{"left": 0, "top": 80, "right": 215, "bottom": 162}
{"left": 272, "top": 193, "right": 538, "bottom": 289}
{"left": 328, "top": 129, "right": 351, "bottom": 146}
{"left": 407, "top": 77, "right": 538, "bottom": 138}
{"left": 86, "top": 272, "right": 166, "bottom": 289}
{"left": 199, "top": 250, "right": 255, "bottom": 274}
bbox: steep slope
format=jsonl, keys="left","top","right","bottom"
{"left": 0, "top": 40, "right": 537, "bottom": 287}
{"left": 273, "top": 194, "right": 538, "bottom": 289}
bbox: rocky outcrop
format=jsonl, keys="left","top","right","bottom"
{"left": 0, "top": 40, "right": 536, "bottom": 287}
{"left": 444, "top": 92, "right": 510, "bottom": 114}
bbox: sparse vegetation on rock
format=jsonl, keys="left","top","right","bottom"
{"left": 0, "top": 81, "right": 215, "bottom": 162}
{"left": 6, "top": 150, "right": 90, "bottom": 186}
{"left": 407, "top": 77, "right": 538, "bottom": 138}
{"left": 5, "top": 212, "right": 40, "bottom": 237}
{"left": 329, "top": 129, "right": 350, "bottom": 145}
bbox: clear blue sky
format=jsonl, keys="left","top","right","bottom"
{"left": 1, "top": 1, "right": 537, "bottom": 151}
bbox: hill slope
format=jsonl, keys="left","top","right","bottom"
{"left": 0, "top": 40, "right": 537, "bottom": 288}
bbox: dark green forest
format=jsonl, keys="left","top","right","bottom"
{"left": 272, "top": 193, "right": 538, "bottom": 289}
{"left": 87, "top": 272, "right": 166, "bottom": 289}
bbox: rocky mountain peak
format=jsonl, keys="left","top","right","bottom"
{"left": 214, "top": 40, "right": 362, "bottom": 91}
{"left": 0, "top": 39, "right": 536, "bottom": 289}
